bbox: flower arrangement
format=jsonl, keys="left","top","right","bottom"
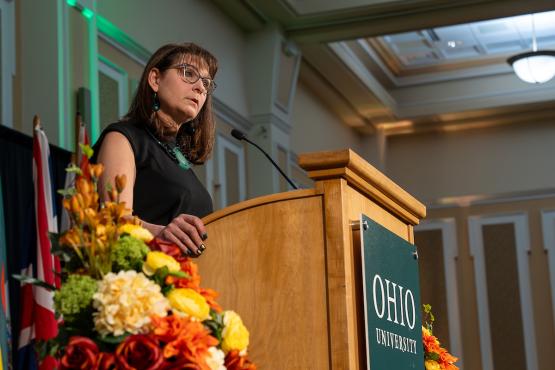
{"left": 422, "top": 304, "right": 459, "bottom": 370}
{"left": 20, "top": 148, "right": 256, "bottom": 370}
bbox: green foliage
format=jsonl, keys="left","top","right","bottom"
{"left": 65, "top": 163, "right": 83, "bottom": 176}
{"left": 110, "top": 236, "right": 150, "bottom": 272}
{"left": 57, "top": 188, "right": 76, "bottom": 197}
{"left": 51, "top": 241, "right": 84, "bottom": 274}
{"left": 12, "top": 275, "right": 56, "bottom": 291}
{"left": 168, "top": 270, "right": 188, "bottom": 278}
{"left": 96, "top": 332, "right": 130, "bottom": 345}
{"left": 204, "top": 309, "right": 225, "bottom": 343}
{"left": 153, "top": 266, "right": 170, "bottom": 287}
{"left": 79, "top": 143, "right": 94, "bottom": 159}
{"left": 422, "top": 303, "right": 435, "bottom": 334}
{"left": 150, "top": 266, "right": 189, "bottom": 294}
{"left": 53, "top": 274, "right": 98, "bottom": 323}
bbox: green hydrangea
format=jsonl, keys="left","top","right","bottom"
{"left": 110, "top": 235, "right": 150, "bottom": 272}
{"left": 54, "top": 274, "right": 97, "bottom": 321}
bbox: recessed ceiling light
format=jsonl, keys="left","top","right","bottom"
{"left": 434, "top": 40, "right": 463, "bottom": 48}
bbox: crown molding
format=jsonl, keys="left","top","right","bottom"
{"left": 250, "top": 112, "right": 292, "bottom": 134}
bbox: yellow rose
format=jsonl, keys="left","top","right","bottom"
{"left": 118, "top": 224, "right": 153, "bottom": 242}
{"left": 167, "top": 288, "right": 210, "bottom": 321}
{"left": 142, "top": 251, "right": 181, "bottom": 276}
{"left": 221, "top": 310, "right": 249, "bottom": 354}
{"left": 425, "top": 360, "right": 441, "bottom": 370}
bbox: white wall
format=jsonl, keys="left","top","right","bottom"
{"left": 290, "top": 82, "right": 363, "bottom": 155}
{"left": 386, "top": 122, "right": 555, "bottom": 202}
{"left": 18, "top": 0, "right": 62, "bottom": 140}
{"left": 97, "top": 0, "right": 250, "bottom": 118}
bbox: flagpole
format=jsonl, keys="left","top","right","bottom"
{"left": 32, "top": 115, "right": 40, "bottom": 131}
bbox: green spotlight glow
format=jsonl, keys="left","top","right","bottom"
{"left": 66, "top": 0, "right": 77, "bottom": 7}
{"left": 82, "top": 8, "right": 94, "bottom": 19}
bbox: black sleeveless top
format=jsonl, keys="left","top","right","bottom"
{"left": 92, "top": 120, "right": 213, "bottom": 225}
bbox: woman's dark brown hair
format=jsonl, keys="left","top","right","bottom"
{"left": 125, "top": 43, "right": 218, "bottom": 164}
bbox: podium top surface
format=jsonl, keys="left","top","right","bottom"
{"left": 203, "top": 189, "right": 318, "bottom": 225}
{"left": 298, "top": 149, "right": 426, "bottom": 221}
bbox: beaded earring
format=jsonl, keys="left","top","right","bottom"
{"left": 152, "top": 92, "right": 160, "bottom": 112}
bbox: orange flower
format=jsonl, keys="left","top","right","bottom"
{"left": 438, "top": 347, "right": 459, "bottom": 370}
{"left": 63, "top": 198, "right": 71, "bottom": 211}
{"left": 60, "top": 228, "right": 80, "bottom": 247}
{"left": 422, "top": 327, "right": 459, "bottom": 370}
{"left": 115, "top": 174, "right": 127, "bottom": 193}
{"left": 70, "top": 195, "right": 81, "bottom": 213}
{"left": 199, "top": 288, "right": 222, "bottom": 313}
{"left": 179, "top": 259, "right": 201, "bottom": 288}
{"left": 167, "top": 272, "right": 199, "bottom": 291}
{"left": 225, "top": 350, "right": 257, "bottom": 370}
{"left": 88, "top": 163, "right": 104, "bottom": 179}
{"left": 151, "top": 315, "right": 188, "bottom": 342}
{"left": 151, "top": 315, "right": 218, "bottom": 370}
{"left": 108, "top": 188, "right": 118, "bottom": 202}
{"left": 75, "top": 177, "right": 91, "bottom": 196}
{"left": 422, "top": 329, "right": 441, "bottom": 354}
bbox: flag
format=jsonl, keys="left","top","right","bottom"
{"left": 17, "top": 123, "right": 61, "bottom": 370}
{"left": 15, "top": 202, "right": 36, "bottom": 370}
{"left": 32, "top": 124, "right": 60, "bottom": 338}
{"left": 0, "top": 176, "right": 12, "bottom": 370}
{"left": 60, "top": 119, "right": 89, "bottom": 232}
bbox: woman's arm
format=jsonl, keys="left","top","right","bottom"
{"left": 97, "top": 131, "right": 136, "bottom": 208}
{"left": 96, "top": 131, "right": 206, "bottom": 256}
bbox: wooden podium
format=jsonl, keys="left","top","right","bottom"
{"left": 198, "top": 149, "right": 426, "bottom": 369}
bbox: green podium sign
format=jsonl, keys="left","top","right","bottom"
{"left": 360, "top": 214, "right": 424, "bottom": 370}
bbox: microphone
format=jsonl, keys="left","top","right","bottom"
{"left": 231, "top": 129, "right": 298, "bottom": 190}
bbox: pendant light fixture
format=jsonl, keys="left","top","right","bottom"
{"left": 507, "top": 14, "right": 555, "bottom": 84}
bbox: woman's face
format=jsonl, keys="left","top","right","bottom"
{"left": 148, "top": 55, "right": 210, "bottom": 126}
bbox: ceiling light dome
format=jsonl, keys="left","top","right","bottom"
{"left": 508, "top": 51, "right": 555, "bottom": 84}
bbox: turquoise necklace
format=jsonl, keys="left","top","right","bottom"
{"left": 145, "top": 127, "right": 191, "bottom": 170}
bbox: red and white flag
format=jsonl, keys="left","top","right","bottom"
{"left": 30, "top": 124, "right": 59, "bottom": 342}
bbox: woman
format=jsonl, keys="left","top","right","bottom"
{"left": 93, "top": 43, "right": 218, "bottom": 257}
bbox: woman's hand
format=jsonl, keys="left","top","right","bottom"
{"left": 157, "top": 214, "right": 208, "bottom": 257}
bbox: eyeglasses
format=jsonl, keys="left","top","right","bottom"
{"left": 171, "top": 64, "right": 217, "bottom": 94}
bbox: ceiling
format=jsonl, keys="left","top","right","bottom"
{"left": 212, "top": 0, "right": 555, "bottom": 135}
{"left": 371, "top": 12, "right": 555, "bottom": 73}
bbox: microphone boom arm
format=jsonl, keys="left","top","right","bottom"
{"left": 243, "top": 137, "right": 298, "bottom": 190}
{"left": 230, "top": 129, "right": 298, "bottom": 190}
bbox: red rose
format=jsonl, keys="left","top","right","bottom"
{"left": 39, "top": 355, "right": 59, "bottom": 370}
{"left": 158, "top": 358, "right": 197, "bottom": 370}
{"left": 95, "top": 352, "right": 116, "bottom": 370}
{"left": 115, "top": 334, "right": 163, "bottom": 370}
{"left": 59, "top": 336, "right": 99, "bottom": 370}
{"left": 149, "top": 238, "right": 187, "bottom": 262}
